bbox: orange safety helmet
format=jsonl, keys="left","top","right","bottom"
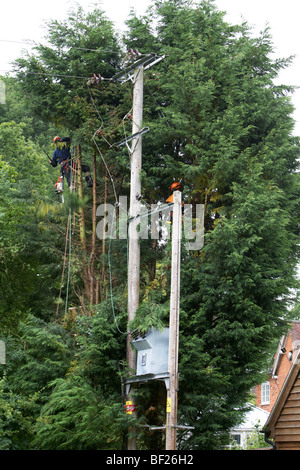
{"left": 170, "top": 182, "right": 181, "bottom": 192}
{"left": 53, "top": 136, "right": 61, "bottom": 143}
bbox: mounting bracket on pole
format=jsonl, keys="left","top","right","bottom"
{"left": 114, "top": 127, "right": 150, "bottom": 153}
{"left": 112, "top": 53, "right": 165, "bottom": 84}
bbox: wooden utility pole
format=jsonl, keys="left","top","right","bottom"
{"left": 166, "top": 190, "right": 182, "bottom": 450}
{"left": 126, "top": 65, "right": 144, "bottom": 450}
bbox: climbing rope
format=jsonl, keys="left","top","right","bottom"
{"left": 107, "top": 208, "right": 127, "bottom": 335}
{"left": 56, "top": 155, "right": 74, "bottom": 318}
{"left": 64, "top": 154, "right": 75, "bottom": 315}
{"left": 64, "top": 208, "right": 72, "bottom": 315}
{"left": 55, "top": 211, "right": 71, "bottom": 318}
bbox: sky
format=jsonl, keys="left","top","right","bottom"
{"left": 0, "top": 0, "right": 299, "bottom": 133}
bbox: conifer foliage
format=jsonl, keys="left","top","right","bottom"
{"left": 0, "top": 0, "right": 299, "bottom": 450}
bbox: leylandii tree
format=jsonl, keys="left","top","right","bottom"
{"left": 14, "top": 6, "right": 123, "bottom": 131}
{"left": 123, "top": 0, "right": 300, "bottom": 448}
{"left": 0, "top": 121, "right": 61, "bottom": 332}
{"left": 14, "top": 6, "right": 133, "bottom": 306}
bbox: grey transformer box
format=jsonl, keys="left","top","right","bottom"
{"left": 126, "top": 327, "right": 170, "bottom": 394}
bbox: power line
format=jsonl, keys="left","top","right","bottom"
{"left": 0, "top": 38, "right": 124, "bottom": 79}
{"left": 0, "top": 38, "right": 123, "bottom": 54}
{"left": 0, "top": 69, "right": 90, "bottom": 80}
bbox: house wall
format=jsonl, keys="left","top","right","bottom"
{"left": 229, "top": 406, "right": 270, "bottom": 449}
{"left": 255, "top": 335, "right": 294, "bottom": 413}
{"left": 274, "top": 372, "right": 300, "bottom": 450}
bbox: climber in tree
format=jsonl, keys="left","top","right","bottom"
{"left": 166, "top": 182, "right": 181, "bottom": 203}
{"left": 49, "top": 136, "right": 93, "bottom": 188}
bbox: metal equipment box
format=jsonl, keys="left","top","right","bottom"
{"left": 131, "top": 327, "right": 169, "bottom": 376}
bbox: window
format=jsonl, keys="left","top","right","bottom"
{"left": 261, "top": 382, "right": 270, "bottom": 405}
{"left": 231, "top": 434, "right": 241, "bottom": 446}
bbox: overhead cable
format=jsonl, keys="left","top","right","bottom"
{"left": 0, "top": 38, "right": 123, "bottom": 54}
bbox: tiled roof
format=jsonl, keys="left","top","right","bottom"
{"left": 289, "top": 321, "right": 300, "bottom": 343}
{"left": 288, "top": 321, "right": 300, "bottom": 352}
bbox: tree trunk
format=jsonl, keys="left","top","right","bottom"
{"left": 100, "top": 171, "right": 108, "bottom": 301}
{"left": 76, "top": 145, "right": 89, "bottom": 299}
{"left": 77, "top": 145, "right": 87, "bottom": 252}
{"left": 89, "top": 153, "right": 97, "bottom": 304}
